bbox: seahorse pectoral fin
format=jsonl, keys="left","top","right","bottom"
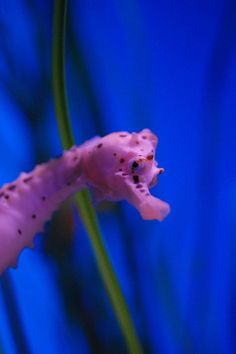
{"left": 91, "top": 187, "right": 106, "bottom": 202}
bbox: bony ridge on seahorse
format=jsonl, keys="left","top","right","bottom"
{"left": 0, "top": 129, "right": 170, "bottom": 274}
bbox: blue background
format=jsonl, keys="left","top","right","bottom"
{"left": 0, "top": 0, "right": 236, "bottom": 353}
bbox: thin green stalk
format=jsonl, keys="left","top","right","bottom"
{"left": 52, "top": 1, "right": 143, "bottom": 353}
{"left": 52, "top": 0, "right": 74, "bottom": 149}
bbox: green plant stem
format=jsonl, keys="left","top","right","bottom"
{"left": 52, "top": 1, "right": 143, "bottom": 353}
{"left": 52, "top": 0, "right": 74, "bottom": 149}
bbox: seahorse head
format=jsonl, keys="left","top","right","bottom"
{"left": 82, "top": 129, "right": 170, "bottom": 221}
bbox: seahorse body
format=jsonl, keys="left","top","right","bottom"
{"left": 0, "top": 129, "right": 170, "bottom": 273}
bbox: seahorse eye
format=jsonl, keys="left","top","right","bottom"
{"left": 132, "top": 161, "right": 139, "bottom": 169}
{"left": 131, "top": 159, "right": 146, "bottom": 174}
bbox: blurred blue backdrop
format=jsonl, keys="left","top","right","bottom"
{"left": 0, "top": 0, "right": 236, "bottom": 353}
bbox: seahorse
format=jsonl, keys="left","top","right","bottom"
{"left": 0, "top": 129, "right": 170, "bottom": 274}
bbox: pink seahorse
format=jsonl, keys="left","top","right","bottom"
{"left": 0, "top": 129, "right": 170, "bottom": 273}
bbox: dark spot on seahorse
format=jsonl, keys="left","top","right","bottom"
{"left": 8, "top": 185, "right": 16, "bottom": 191}
{"left": 142, "top": 135, "right": 147, "bottom": 139}
{"left": 66, "top": 182, "right": 71, "bottom": 186}
{"left": 136, "top": 141, "right": 139, "bottom": 145}
{"left": 145, "top": 193, "right": 150, "bottom": 196}
{"left": 132, "top": 161, "right": 139, "bottom": 169}
{"left": 136, "top": 184, "right": 142, "bottom": 189}
{"left": 140, "top": 189, "right": 145, "bottom": 193}
{"left": 18, "top": 229, "right": 22, "bottom": 235}
{"left": 4, "top": 195, "right": 9, "bottom": 200}
{"left": 113, "top": 153, "right": 117, "bottom": 157}
{"left": 97, "top": 143, "right": 103, "bottom": 148}
{"left": 32, "top": 214, "right": 36, "bottom": 219}
{"left": 119, "top": 134, "right": 128, "bottom": 138}
{"left": 119, "top": 168, "right": 122, "bottom": 171}
{"left": 120, "top": 158, "right": 125, "bottom": 163}
{"left": 122, "top": 173, "right": 128, "bottom": 176}
{"left": 73, "top": 156, "right": 78, "bottom": 161}
{"left": 147, "top": 155, "right": 154, "bottom": 160}
{"left": 41, "top": 196, "right": 46, "bottom": 201}
{"left": 0, "top": 192, "right": 4, "bottom": 198}
{"left": 23, "top": 176, "right": 33, "bottom": 183}
{"left": 140, "top": 148, "right": 144, "bottom": 152}
{"left": 133, "top": 175, "right": 139, "bottom": 183}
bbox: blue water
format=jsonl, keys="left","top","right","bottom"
{"left": 0, "top": 1, "right": 235, "bottom": 353}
